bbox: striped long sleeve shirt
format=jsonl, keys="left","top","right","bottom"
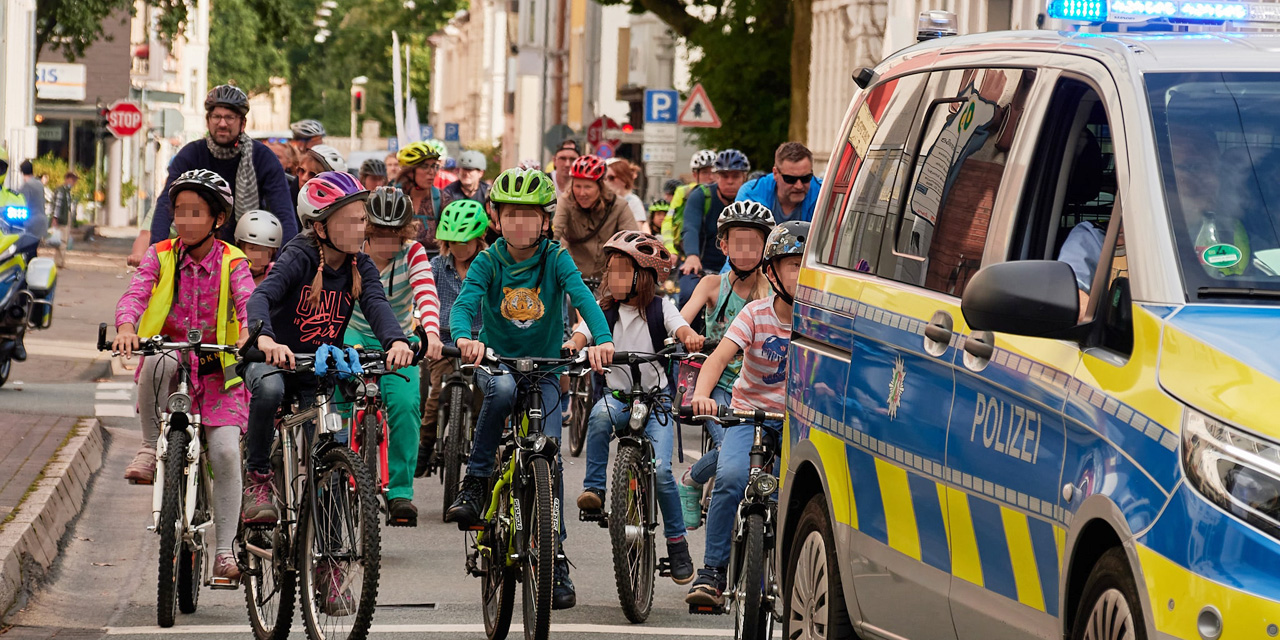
{"left": 348, "top": 240, "right": 441, "bottom": 338}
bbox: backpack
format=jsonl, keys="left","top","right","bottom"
{"left": 602, "top": 296, "right": 666, "bottom": 353}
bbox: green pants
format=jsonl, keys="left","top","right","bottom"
{"left": 341, "top": 327, "right": 421, "bottom": 501}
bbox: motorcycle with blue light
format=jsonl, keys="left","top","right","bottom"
{"left": 0, "top": 199, "right": 58, "bottom": 386}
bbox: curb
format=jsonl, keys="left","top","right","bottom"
{"left": 0, "top": 418, "right": 105, "bottom": 620}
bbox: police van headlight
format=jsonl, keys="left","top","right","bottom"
{"left": 1182, "top": 409, "right": 1280, "bottom": 539}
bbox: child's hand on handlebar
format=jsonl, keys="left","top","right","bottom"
{"left": 386, "top": 341, "right": 414, "bottom": 370}
{"left": 681, "top": 331, "right": 706, "bottom": 353}
{"left": 457, "top": 337, "right": 487, "bottom": 366}
{"left": 586, "top": 341, "right": 615, "bottom": 374}
{"left": 425, "top": 333, "right": 444, "bottom": 361}
{"left": 113, "top": 324, "right": 140, "bottom": 359}
{"left": 691, "top": 394, "right": 717, "bottom": 418}
{"left": 258, "top": 335, "right": 296, "bottom": 369}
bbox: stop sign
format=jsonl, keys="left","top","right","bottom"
{"left": 586, "top": 117, "right": 619, "bottom": 151}
{"left": 106, "top": 101, "right": 144, "bottom": 138}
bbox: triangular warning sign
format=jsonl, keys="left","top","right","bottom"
{"left": 678, "top": 83, "right": 722, "bottom": 128}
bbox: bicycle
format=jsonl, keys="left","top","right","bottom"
{"left": 435, "top": 356, "right": 478, "bottom": 520}
{"left": 237, "top": 321, "right": 413, "bottom": 640}
{"left": 446, "top": 345, "right": 589, "bottom": 640}
{"left": 564, "top": 276, "right": 601, "bottom": 457}
{"left": 96, "top": 323, "right": 242, "bottom": 628}
{"left": 578, "top": 344, "right": 705, "bottom": 623}
{"left": 685, "top": 404, "right": 785, "bottom": 640}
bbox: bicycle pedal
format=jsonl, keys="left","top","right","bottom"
{"left": 209, "top": 577, "right": 240, "bottom": 590}
{"left": 458, "top": 522, "right": 486, "bottom": 532}
{"left": 578, "top": 510, "right": 607, "bottom": 525}
{"left": 689, "top": 602, "right": 726, "bottom": 615}
{"left": 127, "top": 478, "right": 154, "bottom": 486}
{"left": 388, "top": 516, "right": 418, "bottom": 528}
{"left": 656, "top": 558, "right": 672, "bottom": 577}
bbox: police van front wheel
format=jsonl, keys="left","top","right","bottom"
{"left": 783, "top": 495, "right": 855, "bottom": 640}
{"left": 1070, "top": 547, "right": 1146, "bottom": 640}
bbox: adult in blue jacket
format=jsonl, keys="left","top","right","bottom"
{"left": 734, "top": 141, "right": 822, "bottom": 224}
{"left": 131, "top": 85, "right": 297, "bottom": 265}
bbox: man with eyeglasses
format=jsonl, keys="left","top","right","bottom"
{"left": 129, "top": 85, "right": 296, "bottom": 266}
{"left": 735, "top": 142, "right": 823, "bottom": 224}
{"left": 551, "top": 139, "right": 580, "bottom": 194}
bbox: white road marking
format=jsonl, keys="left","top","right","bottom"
{"left": 95, "top": 390, "right": 132, "bottom": 401}
{"left": 94, "top": 403, "right": 135, "bottom": 418}
{"left": 96, "top": 382, "right": 134, "bottom": 390}
{"left": 105, "top": 623, "right": 770, "bottom": 636}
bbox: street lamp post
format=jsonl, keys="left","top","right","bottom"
{"left": 350, "top": 75, "right": 368, "bottom": 153}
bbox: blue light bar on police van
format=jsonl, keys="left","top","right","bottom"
{"left": 2, "top": 206, "right": 28, "bottom": 225}
{"left": 1049, "top": 0, "right": 1280, "bottom": 23}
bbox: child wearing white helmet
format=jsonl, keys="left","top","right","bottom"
{"left": 234, "top": 210, "right": 283, "bottom": 285}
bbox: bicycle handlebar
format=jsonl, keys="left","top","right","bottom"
{"left": 97, "top": 322, "right": 239, "bottom": 357}
{"left": 440, "top": 344, "right": 591, "bottom": 374}
{"left": 679, "top": 404, "right": 784, "bottom": 425}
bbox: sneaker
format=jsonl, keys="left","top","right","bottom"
{"left": 666, "top": 538, "right": 695, "bottom": 585}
{"left": 314, "top": 560, "right": 356, "bottom": 616}
{"left": 241, "top": 470, "right": 279, "bottom": 525}
{"left": 677, "top": 482, "right": 703, "bottom": 530}
{"left": 552, "top": 558, "right": 576, "bottom": 610}
{"left": 388, "top": 497, "right": 419, "bottom": 527}
{"left": 124, "top": 447, "right": 157, "bottom": 484}
{"left": 685, "top": 566, "right": 727, "bottom": 607}
{"left": 576, "top": 488, "right": 604, "bottom": 512}
{"left": 211, "top": 552, "right": 241, "bottom": 588}
{"left": 445, "top": 475, "right": 488, "bottom": 527}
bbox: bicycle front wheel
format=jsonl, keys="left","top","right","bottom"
{"left": 733, "top": 512, "right": 772, "bottom": 640}
{"left": 567, "top": 376, "right": 589, "bottom": 457}
{"left": 178, "top": 468, "right": 209, "bottom": 614}
{"left": 359, "top": 411, "right": 383, "bottom": 496}
{"left": 521, "top": 456, "right": 555, "bottom": 640}
{"left": 440, "top": 383, "right": 468, "bottom": 517}
{"left": 244, "top": 444, "right": 296, "bottom": 640}
{"left": 299, "top": 446, "right": 382, "bottom": 640}
{"left": 609, "top": 444, "right": 655, "bottom": 623}
{"left": 156, "top": 428, "right": 190, "bottom": 628}
{"left": 481, "top": 475, "right": 515, "bottom": 640}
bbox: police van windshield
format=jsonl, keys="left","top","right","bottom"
{"left": 1148, "top": 72, "right": 1280, "bottom": 303}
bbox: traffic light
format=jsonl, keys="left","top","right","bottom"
{"left": 352, "top": 88, "right": 366, "bottom": 114}
{"left": 621, "top": 123, "right": 634, "bottom": 134}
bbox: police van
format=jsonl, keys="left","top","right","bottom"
{"left": 779, "top": 3, "right": 1280, "bottom": 639}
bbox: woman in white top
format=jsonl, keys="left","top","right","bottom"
{"left": 605, "top": 158, "right": 646, "bottom": 225}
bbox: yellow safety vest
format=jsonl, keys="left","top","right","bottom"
{"left": 137, "top": 239, "right": 247, "bottom": 388}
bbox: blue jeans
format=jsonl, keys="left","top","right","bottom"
{"left": 465, "top": 366, "right": 566, "bottom": 540}
{"left": 689, "top": 386, "right": 732, "bottom": 485}
{"left": 703, "top": 417, "right": 781, "bottom": 569}
{"left": 583, "top": 395, "right": 687, "bottom": 540}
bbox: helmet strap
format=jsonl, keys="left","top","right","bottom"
{"left": 729, "top": 255, "right": 762, "bottom": 280}
{"left": 765, "top": 261, "right": 795, "bottom": 305}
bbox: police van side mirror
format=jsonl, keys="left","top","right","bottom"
{"left": 961, "top": 261, "right": 1083, "bottom": 340}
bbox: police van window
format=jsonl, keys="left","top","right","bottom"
{"left": 813, "top": 73, "right": 929, "bottom": 272}
{"left": 1148, "top": 72, "right": 1280, "bottom": 304}
{"left": 882, "top": 68, "right": 1036, "bottom": 297}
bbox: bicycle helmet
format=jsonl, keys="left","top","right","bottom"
{"left": 297, "top": 171, "right": 368, "bottom": 226}
{"left": 662, "top": 178, "right": 683, "bottom": 195}
{"left": 204, "top": 85, "right": 250, "bottom": 116}
{"left": 307, "top": 145, "right": 347, "bottom": 173}
{"left": 713, "top": 149, "right": 750, "bottom": 173}
{"left": 234, "top": 210, "right": 283, "bottom": 248}
{"left": 359, "top": 158, "right": 387, "bottom": 178}
{"left": 691, "top": 149, "right": 717, "bottom": 170}
{"left": 570, "top": 155, "right": 607, "bottom": 181}
{"left": 426, "top": 139, "right": 448, "bottom": 160}
{"left": 365, "top": 186, "right": 412, "bottom": 228}
{"left": 397, "top": 141, "right": 440, "bottom": 168}
{"left": 490, "top": 167, "right": 557, "bottom": 208}
{"left": 168, "top": 169, "right": 234, "bottom": 217}
{"left": 519, "top": 158, "right": 542, "bottom": 171}
{"left": 603, "top": 230, "right": 675, "bottom": 281}
{"left": 763, "top": 220, "right": 809, "bottom": 264}
{"left": 716, "top": 200, "right": 775, "bottom": 239}
{"left": 290, "top": 119, "right": 326, "bottom": 139}
{"left": 437, "top": 199, "right": 490, "bottom": 242}
{"left": 444, "top": 157, "right": 457, "bottom": 170}
{"left": 648, "top": 199, "right": 672, "bottom": 214}
{"left": 458, "top": 150, "right": 487, "bottom": 171}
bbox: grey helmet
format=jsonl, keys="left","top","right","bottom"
{"left": 458, "top": 150, "right": 487, "bottom": 171}
{"left": 204, "top": 85, "right": 249, "bottom": 116}
{"left": 691, "top": 149, "right": 717, "bottom": 170}
{"left": 290, "top": 119, "right": 326, "bottom": 139}
{"left": 359, "top": 158, "right": 387, "bottom": 178}
{"left": 716, "top": 200, "right": 775, "bottom": 239}
{"left": 307, "top": 144, "right": 347, "bottom": 173}
{"left": 234, "top": 210, "right": 283, "bottom": 248}
{"left": 365, "top": 186, "right": 412, "bottom": 228}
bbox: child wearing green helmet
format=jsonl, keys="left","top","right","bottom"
{"left": 444, "top": 167, "right": 615, "bottom": 610}
{"left": 416, "top": 198, "right": 490, "bottom": 477}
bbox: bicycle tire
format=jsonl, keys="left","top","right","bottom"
{"left": 440, "top": 383, "right": 467, "bottom": 519}
{"left": 156, "top": 428, "right": 189, "bottom": 628}
{"left": 178, "top": 470, "right": 209, "bottom": 614}
{"left": 609, "top": 444, "right": 655, "bottom": 623}
{"left": 481, "top": 475, "right": 516, "bottom": 639}
{"left": 567, "top": 376, "right": 589, "bottom": 457}
{"left": 299, "top": 447, "right": 382, "bottom": 640}
{"left": 244, "top": 447, "right": 297, "bottom": 640}
{"left": 522, "top": 456, "right": 555, "bottom": 640}
{"left": 359, "top": 411, "right": 383, "bottom": 497}
{"left": 734, "top": 512, "right": 770, "bottom": 640}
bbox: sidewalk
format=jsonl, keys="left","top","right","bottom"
{"left": 0, "top": 413, "right": 104, "bottom": 619}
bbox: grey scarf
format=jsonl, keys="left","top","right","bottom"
{"left": 205, "top": 132, "right": 258, "bottom": 219}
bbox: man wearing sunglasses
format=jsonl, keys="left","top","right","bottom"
{"left": 735, "top": 142, "right": 823, "bottom": 224}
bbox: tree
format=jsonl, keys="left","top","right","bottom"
{"left": 35, "top": 0, "right": 192, "bottom": 60}
{"left": 208, "top": 0, "right": 299, "bottom": 93}
{"left": 599, "top": 0, "right": 812, "bottom": 170}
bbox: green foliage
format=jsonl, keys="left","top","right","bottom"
{"left": 35, "top": 0, "right": 192, "bottom": 61}
{"left": 30, "top": 154, "right": 92, "bottom": 204}
{"left": 207, "top": 0, "right": 296, "bottom": 94}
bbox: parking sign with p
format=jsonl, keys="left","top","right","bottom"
{"left": 645, "top": 89, "right": 679, "bottom": 124}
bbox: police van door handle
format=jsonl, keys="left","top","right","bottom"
{"left": 923, "top": 310, "right": 954, "bottom": 357}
